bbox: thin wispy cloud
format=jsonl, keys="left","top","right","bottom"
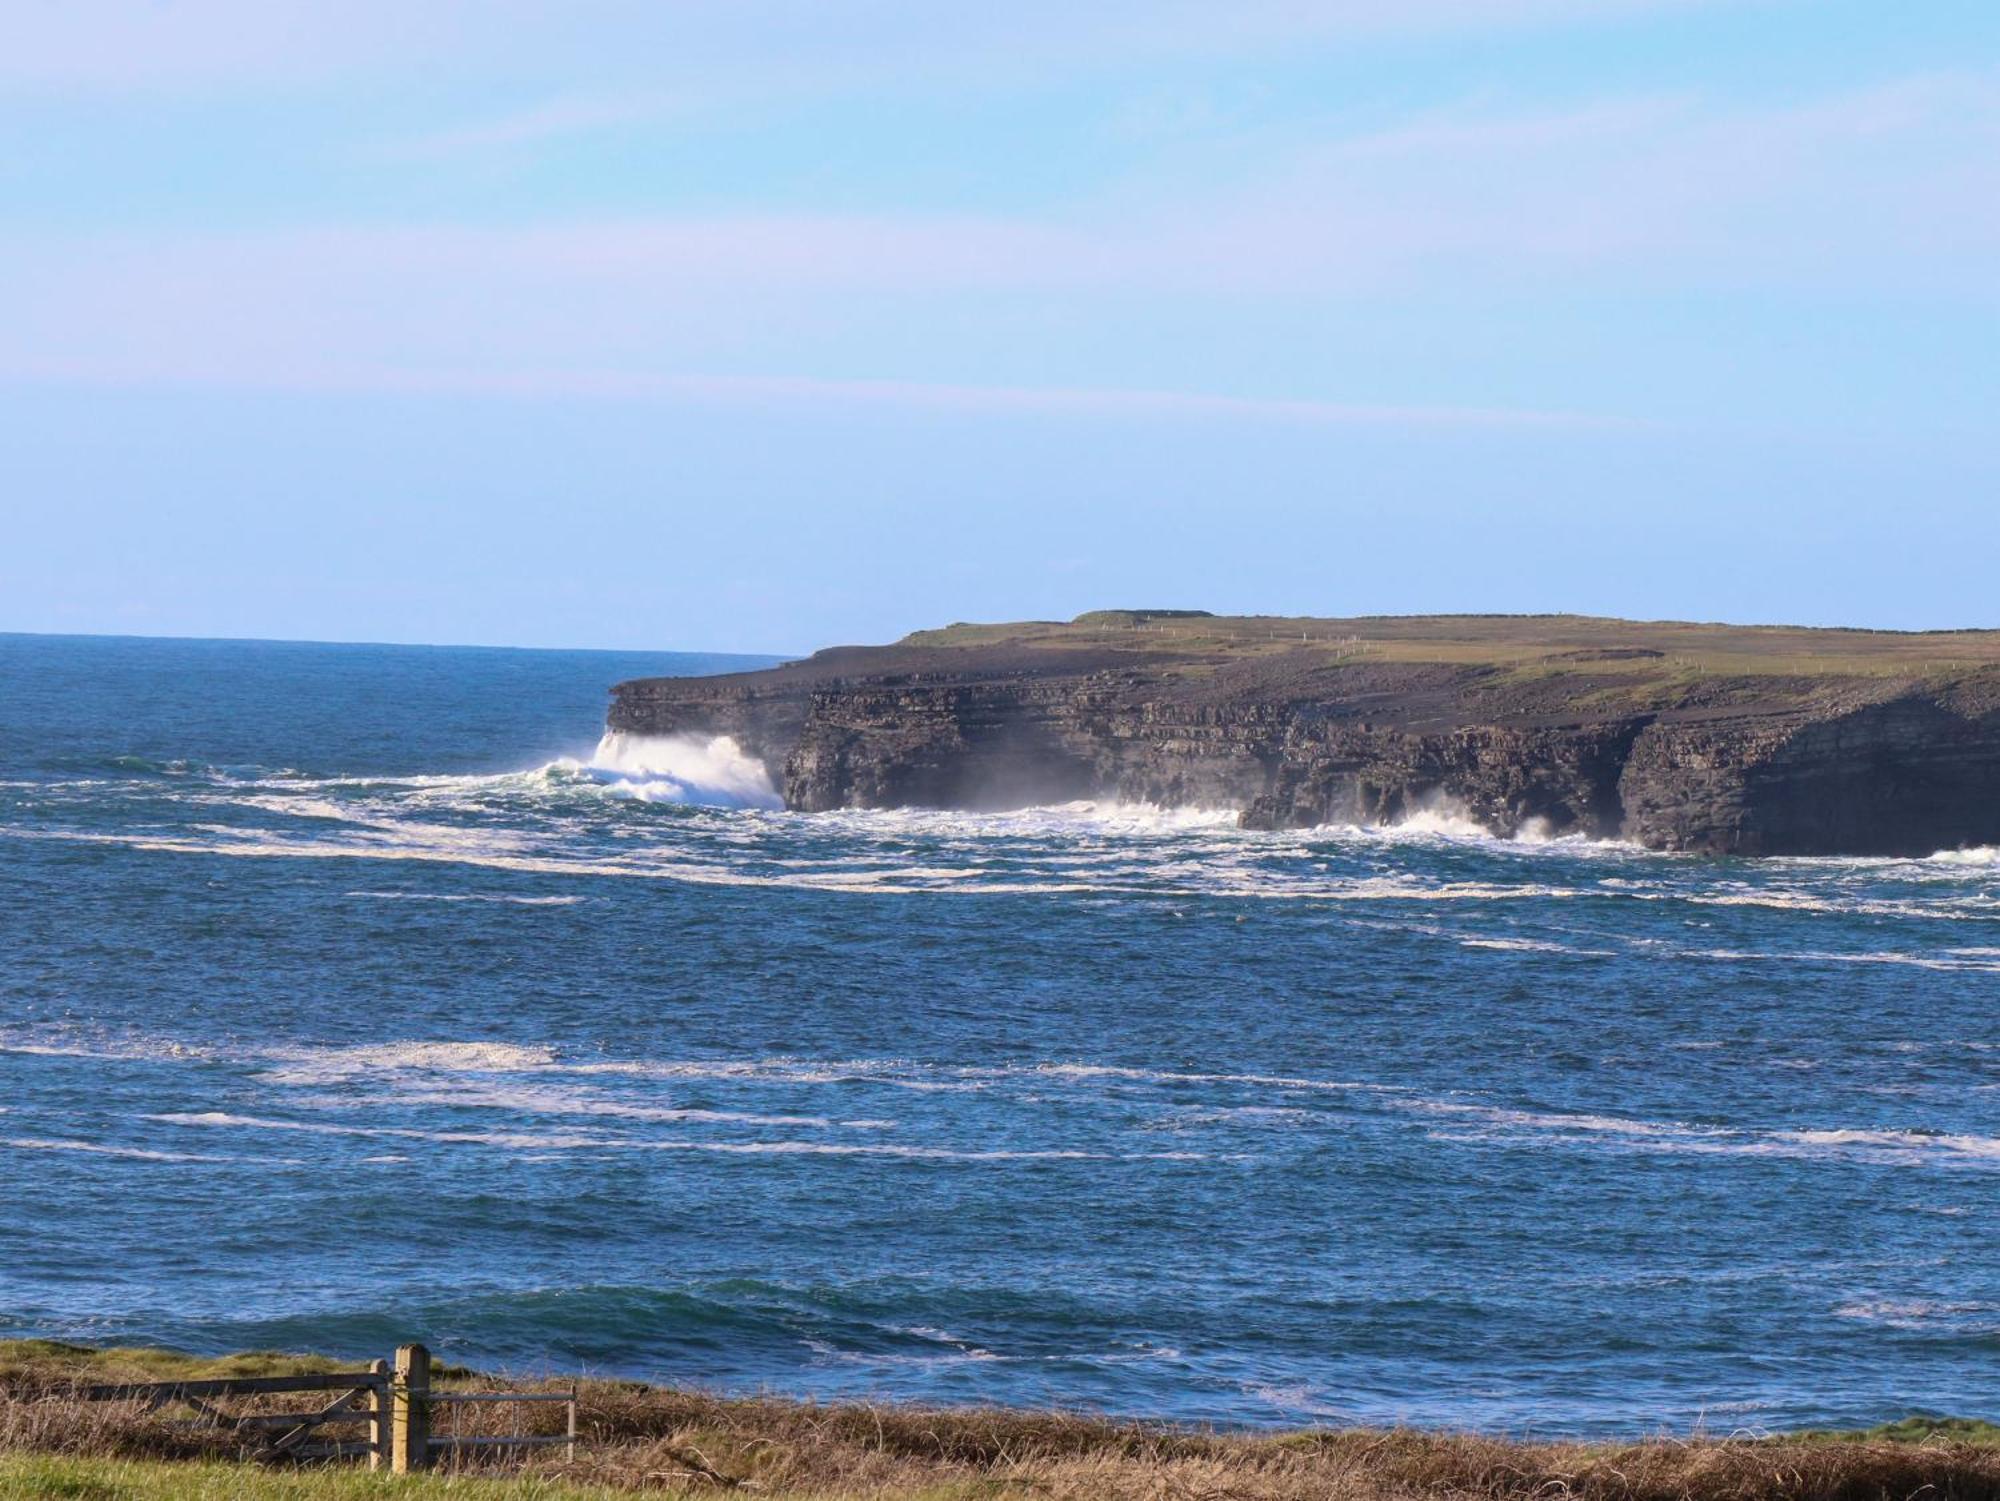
{"left": 1143, "top": 71, "right": 2000, "bottom": 291}
{"left": 4, "top": 70, "right": 1992, "bottom": 384}
{"left": 383, "top": 91, "right": 691, "bottom": 159}
{"left": 0, "top": 359, "right": 1629, "bottom": 431}
{"left": 0, "top": 10, "right": 1989, "bottom": 444}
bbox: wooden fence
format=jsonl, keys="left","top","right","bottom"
{"left": 76, "top": 1343, "right": 575, "bottom": 1473}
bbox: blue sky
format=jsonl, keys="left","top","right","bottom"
{"left": 1, "top": 1, "right": 1994, "bottom": 653}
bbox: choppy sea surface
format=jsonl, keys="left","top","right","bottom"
{"left": 2, "top": 632, "right": 1996, "bottom": 1435}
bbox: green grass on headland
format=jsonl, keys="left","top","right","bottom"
{"left": 896, "top": 611, "right": 2000, "bottom": 687}
{"left": 4, "top": 1343, "right": 1997, "bottom": 1501}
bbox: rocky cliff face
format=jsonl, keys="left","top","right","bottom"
{"left": 608, "top": 619, "right": 2000, "bottom": 856}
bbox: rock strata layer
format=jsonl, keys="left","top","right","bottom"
{"left": 609, "top": 615, "right": 2000, "bottom": 855}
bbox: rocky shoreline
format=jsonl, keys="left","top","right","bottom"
{"left": 609, "top": 613, "right": 2000, "bottom": 856}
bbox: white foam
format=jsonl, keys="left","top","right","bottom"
{"left": 1411, "top": 1097, "right": 2000, "bottom": 1169}
{"left": 1777, "top": 1126, "right": 2000, "bottom": 1161}
{"left": 342, "top": 890, "right": 584, "bottom": 906}
{"left": 809, "top": 801, "right": 1242, "bottom": 838}
{"left": 259, "top": 1041, "right": 558, "bottom": 1084}
{"left": 1834, "top": 1300, "right": 1997, "bottom": 1327}
{"left": 312, "top": 1081, "right": 841, "bottom": 1129}
{"left": 1420, "top": 1100, "right": 1708, "bottom": 1140}
{"left": 1290, "top": 794, "right": 1644, "bottom": 853}
{"left": 145, "top": 1111, "right": 1205, "bottom": 1162}
{"left": 1380, "top": 794, "right": 1496, "bottom": 841}
{"left": 584, "top": 732, "right": 781, "bottom": 809}
{"left": 82, "top": 1035, "right": 2000, "bottom": 1178}
{"left": 1153, "top": 1106, "right": 1317, "bottom": 1128}
{"left": 0, "top": 826, "right": 1626, "bottom": 906}
{"left": 1926, "top": 846, "right": 1999, "bottom": 867}
{"left": 634, "top": 1139, "right": 1199, "bottom": 1161}
{"left": 1682, "top": 948, "right": 2000, "bottom": 973}
{"left": 833, "top": 1335, "right": 1006, "bottom": 1367}
{"left": 1457, "top": 935, "right": 1615, "bottom": 955}
{"left": 1031, "top": 1063, "right": 1393, "bottom": 1094}
{"left": 3, "top": 1134, "right": 241, "bottom": 1163}
{"left": 148, "top": 1110, "right": 610, "bottom": 1151}
{"left": 0, "top": 1036, "right": 215, "bottom": 1064}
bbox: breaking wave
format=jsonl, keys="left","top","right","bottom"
{"left": 576, "top": 732, "right": 782, "bottom": 809}
{"left": 1378, "top": 794, "right": 1496, "bottom": 841}
{"left": 1929, "top": 846, "right": 2000, "bottom": 867}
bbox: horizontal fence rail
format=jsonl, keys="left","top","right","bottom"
{"left": 76, "top": 1373, "right": 383, "bottom": 1401}
{"left": 71, "top": 1370, "right": 387, "bottom": 1463}
{"left": 431, "top": 1392, "right": 575, "bottom": 1403}
{"left": 430, "top": 1386, "right": 580, "bottom": 1466}
{"left": 68, "top": 1343, "right": 576, "bottom": 1472}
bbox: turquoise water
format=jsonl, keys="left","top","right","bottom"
{"left": 2, "top": 632, "right": 1996, "bottom": 1434}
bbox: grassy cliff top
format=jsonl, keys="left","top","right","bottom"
{"left": 618, "top": 612, "right": 2000, "bottom": 725}
{"left": 895, "top": 612, "right": 2000, "bottom": 680}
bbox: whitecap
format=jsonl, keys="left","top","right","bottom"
{"left": 298, "top": 1080, "right": 840, "bottom": 1130}
{"left": 0, "top": 1035, "right": 215, "bottom": 1064}
{"left": 1456, "top": 935, "right": 1616, "bottom": 955}
{"left": 145, "top": 1111, "right": 1204, "bottom": 1163}
{"left": 1030, "top": 1062, "right": 1393, "bottom": 1094}
{"left": 1409, "top": 1097, "right": 2000, "bottom": 1169}
{"left": 807, "top": 801, "right": 1242, "bottom": 838}
{"left": 342, "top": 890, "right": 584, "bottom": 906}
{"left": 4, "top": 1134, "right": 245, "bottom": 1163}
{"left": 147, "top": 1110, "right": 610, "bottom": 1151}
{"left": 1834, "top": 1300, "right": 1998, "bottom": 1328}
{"left": 1777, "top": 1127, "right": 2000, "bottom": 1162}
{"left": 1681, "top": 948, "right": 2000, "bottom": 973}
{"left": 259, "top": 1040, "right": 559, "bottom": 1084}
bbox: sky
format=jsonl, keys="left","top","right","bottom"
{"left": 0, "top": 1, "right": 1995, "bottom": 653}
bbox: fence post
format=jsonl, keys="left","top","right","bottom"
{"left": 567, "top": 1384, "right": 578, "bottom": 1464}
{"left": 391, "top": 1343, "right": 431, "bottom": 1473}
{"left": 368, "top": 1359, "right": 392, "bottom": 1471}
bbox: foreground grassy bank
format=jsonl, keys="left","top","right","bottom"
{"left": 5, "top": 1343, "right": 1998, "bottom": 1501}
{"left": 0, "top": 1455, "right": 612, "bottom": 1500}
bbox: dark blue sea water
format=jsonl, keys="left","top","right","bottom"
{"left": 2, "top": 633, "right": 1996, "bottom": 1435}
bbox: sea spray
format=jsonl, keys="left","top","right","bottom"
{"left": 1379, "top": 792, "right": 1496, "bottom": 841}
{"left": 585, "top": 732, "right": 782, "bottom": 808}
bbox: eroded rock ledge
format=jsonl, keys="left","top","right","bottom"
{"left": 609, "top": 612, "right": 2000, "bottom": 856}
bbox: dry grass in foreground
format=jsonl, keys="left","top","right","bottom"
{"left": 4, "top": 1342, "right": 1998, "bottom": 1501}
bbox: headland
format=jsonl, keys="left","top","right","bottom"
{"left": 609, "top": 612, "right": 2000, "bottom": 855}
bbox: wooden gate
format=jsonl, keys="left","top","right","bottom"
{"left": 73, "top": 1343, "right": 577, "bottom": 1472}
{"left": 75, "top": 1367, "right": 388, "bottom": 1463}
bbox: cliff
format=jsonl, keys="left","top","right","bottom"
{"left": 608, "top": 612, "right": 2000, "bottom": 855}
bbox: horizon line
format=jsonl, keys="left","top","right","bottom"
{"left": 0, "top": 627, "right": 800, "bottom": 659}
{"left": 7, "top": 609, "right": 2000, "bottom": 658}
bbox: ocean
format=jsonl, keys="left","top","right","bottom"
{"left": 1, "top": 632, "right": 1995, "bottom": 1434}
